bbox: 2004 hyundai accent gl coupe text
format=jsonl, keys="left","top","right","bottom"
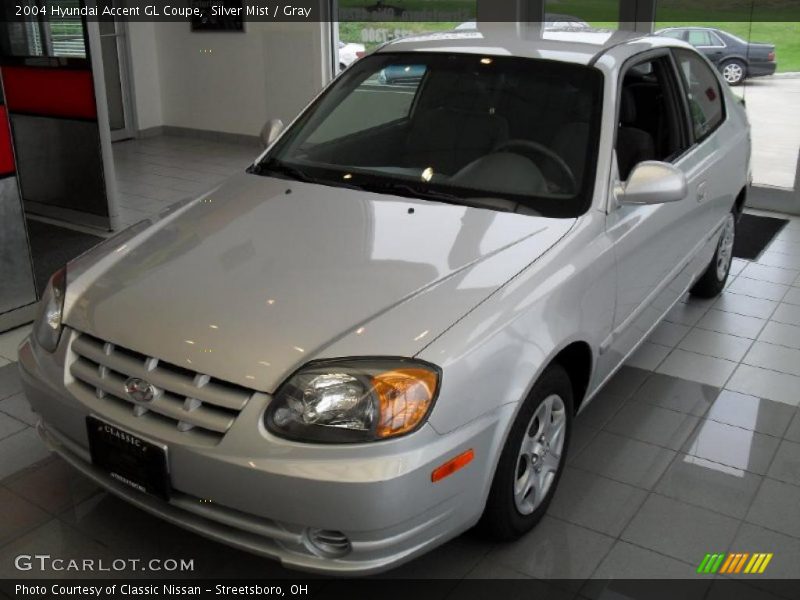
{"left": 19, "top": 25, "right": 749, "bottom": 575}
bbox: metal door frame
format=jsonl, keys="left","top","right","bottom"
{"left": 99, "top": 18, "right": 137, "bottom": 141}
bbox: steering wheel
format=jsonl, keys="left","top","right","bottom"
{"left": 494, "top": 139, "right": 578, "bottom": 194}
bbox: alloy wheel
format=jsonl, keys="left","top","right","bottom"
{"left": 513, "top": 394, "right": 566, "bottom": 515}
{"left": 723, "top": 63, "right": 744, "bottom": 85}
{"left": 716, "top": 212, "right": 735, "bottom": 281}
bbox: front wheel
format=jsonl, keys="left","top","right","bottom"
{"left": 477, "top": 364, "right": 573, "bottom": 541}
{"left": 721, "top": 59, "right": 746, "bottom": 86}
{"left": 690, "top": 210, "right": 736, "bottom": 298}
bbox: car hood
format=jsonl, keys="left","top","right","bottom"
{"left": 65, "top": 174, "right": 574, "bottom": 392}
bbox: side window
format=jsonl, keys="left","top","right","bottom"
{"left": 661, "top": 30, "right": 686, "bottom": 40}
{"left": 616, "top": 57, "right": 689, "bottom": 180}
{"left": 709, "top": 32, "right": 726, "bottom": 47}
{"left": 686, "top": 30, "right": 712, "bottom": 47}
{"left": 673, "top": 49, "right": 725, "bottom": 142}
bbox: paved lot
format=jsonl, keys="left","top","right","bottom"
{"left": 734, "top": 75, "right": 800, "bottom": 190}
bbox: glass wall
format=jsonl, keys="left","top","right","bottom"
{"left": 333, "top": 1, "right": 478, "bottom": 74}
{"left": 1, "top": 0, "right": 87, "bottom": 59}
{"left": 657, "top": 0, "right": 800, "bottom": 191}
{"left": 329, "top": 0, "right": 799, "bottom": 195}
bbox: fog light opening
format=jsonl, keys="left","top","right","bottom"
{"left": 304, "top": 528, "right": 352, "bottom": 558}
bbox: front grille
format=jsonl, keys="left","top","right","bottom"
{"left": 69, "top": 332, "right": 253, "bottom": 442}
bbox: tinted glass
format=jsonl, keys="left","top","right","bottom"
{"left": 687, "top": 30, "right": 713, "bottom": 46}
{"left": 0, "top": 0, "right": 86, "bottom": 59}
{"left": 263, "top": 53, "right": 603, "bottom": 218}
{"left": 307, "top": 66, "right": 426, "bottom": 145}
{"left": 661, "top": 30, "right": 685, "bottom": 40}
{"left": 674, "top": 49, "right": 725, "bottom": 141}
{"left": 708, "top": 32, "right": 725, "bottom": 46}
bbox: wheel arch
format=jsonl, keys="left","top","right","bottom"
{"left": 717, "top": 54, "right": 750, "bottom": 78}
{"left": 721, "top": 54, "right": 750, "bottom": 69}
{"left": 734, "top": 186, "right": 747, "bottom": 218}
{"left": 550, "top": 341, "right": 594, "bottom": 413}
{"left": 475, "top": 339, "right": 595, "bottom": 527}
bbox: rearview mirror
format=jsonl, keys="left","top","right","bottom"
{"left": 260, "top": 118, "right": 284, "bottom": 149}
{"left": 617, "top": 161, "right": 687, "bottom": 206}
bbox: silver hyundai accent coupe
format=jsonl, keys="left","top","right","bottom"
{"left": 19, "top": 25, "right": 749, "bottom": 574}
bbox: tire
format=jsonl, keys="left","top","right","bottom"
{"left": 721, "top": 59, "right": 746, "bottom": 86}
{"left": 690, "top": 209, "right": 736, "bottom": 298}
{"left": 477, "top": 363, "right": 573, "bottom": 541}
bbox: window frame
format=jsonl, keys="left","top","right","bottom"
{"left": 707, "top": 31, "right": 727, "bottom": 48}
{"left": 612, "top": 49, "right": 693, "bottom": 181}
{"left": 659, "top": 29, "right": 687, "bottom": 41}
{"left": 686, "top": 29, "right": 726, "bottom": 49}
{"left": 670, "top": 47, "right": 727, "bottom": 146}
{"left": 0, "top": 1, "right": 91, "bottom": 65}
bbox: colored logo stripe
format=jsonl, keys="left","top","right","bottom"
{"left": 699, "top": 552, "right": 773, "bottom": 574}
{"left": 697, "top": 553, "right": 725, "bottom": 574}
{"left": 719, "top": 553, "right": 736, "bottom": 573}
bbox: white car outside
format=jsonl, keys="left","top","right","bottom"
{"left": 338, "top": 40, "right": 365, "bottom": 69}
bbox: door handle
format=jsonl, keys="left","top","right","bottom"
{"left": 697, "top": 181, "right": 708, "bottom": 203}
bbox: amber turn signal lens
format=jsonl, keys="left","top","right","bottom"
{"left": 431, "top": 449, "right": 475, "bottom": 482}
{"left": 372, "top": 368, "right": 438, "bottom": 438}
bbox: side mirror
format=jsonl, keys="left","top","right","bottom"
{"left": 616, "top": 161, "right": 688, "bottom": 206}
{"left": 259, "top": 118, "right": 284, "bottom": 149}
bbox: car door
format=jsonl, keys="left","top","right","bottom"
{"left": 705, "top": 31, "right": 728, "bottom": 67}
{"left": 670, "top": 47, "right": 738, "bottom": 274}
{"left": 603, "top": 52, "right": 701, "bottom": 365}
{"left": 687, "top": 30, "right": 726, "bottom": 67}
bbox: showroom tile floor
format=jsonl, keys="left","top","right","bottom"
{"left": 1, "top": 136, "right": 800, "bottom": 595}
{"left": 111, "top": 135, "right": 262, "bottom": 228}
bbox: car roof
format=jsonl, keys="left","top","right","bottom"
{"left": 376, "top": 23, "right": 678, "bottom": 66}
{"left": 658, "top": 26, "right": 721, "bottom": 32}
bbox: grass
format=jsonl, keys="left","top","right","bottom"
{"left": 338, "top": 21, "right": 460, "bottom": 49}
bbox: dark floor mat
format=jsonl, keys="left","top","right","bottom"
{"left": 26, "top": 219, "right": 104, "bottom": 295}
{"left": 733, "top": 213, "right": 788, "bottom": 260}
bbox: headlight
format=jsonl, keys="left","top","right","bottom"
{"left": 33, "top": 267, "right": 67, "bottom": 352}
{"left": 266, "top": 359, "right": 440, "bottom": 443}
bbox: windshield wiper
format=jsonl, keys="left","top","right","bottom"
{"left": 252, "top": 164, "right": 529, "bottom": 213}
{"left": 357, "top": 180, "right": 518, "bottom": 212}
{"left": 252, "top": 158, "right": 320, "bottom": 184}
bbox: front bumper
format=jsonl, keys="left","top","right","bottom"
{"left": 18, "top": 332, "right": 503, "bottom": 575}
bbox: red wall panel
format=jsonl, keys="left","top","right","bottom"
{"left": 1, "top": 67, "right": 97, "bottom": 120}
{"left": 0, "top": 106, "right": 15, "bottom": 176}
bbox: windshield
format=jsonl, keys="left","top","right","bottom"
{"left": 258, "top": 52, "right": 603, "bottom": 218}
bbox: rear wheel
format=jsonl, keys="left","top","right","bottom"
{"left": 690, "top": 210, "right": 736, "bottom": 298}
{"left": 721, "top": 59, "right": 746, "bottom": 86}
{"left": 477, "top": 364, "right": 573, "bottom": 541}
